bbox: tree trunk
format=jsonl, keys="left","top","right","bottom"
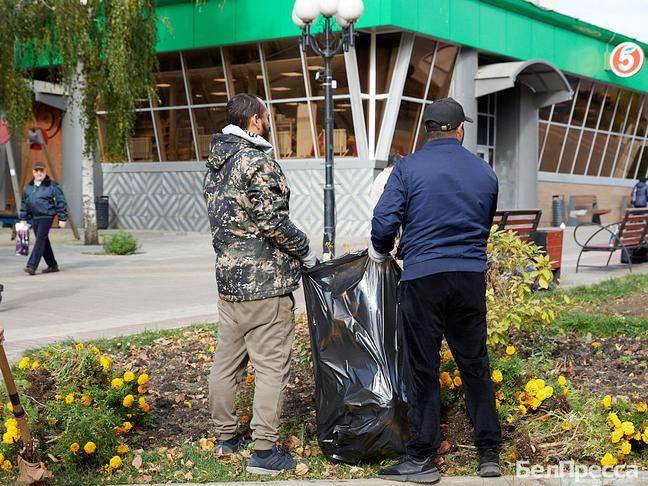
{"left": 81, "top": 151, "right": 98, "bottom": 245}
{"left": 74, "top": 61, "right": 99, "bottom": 245}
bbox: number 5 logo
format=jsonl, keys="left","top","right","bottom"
{"left": 610, "top": 42, "right": 645, "bottom": 78}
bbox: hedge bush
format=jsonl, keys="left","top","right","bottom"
{"left": 103, "top": 232, "right": 138, "bottom": 255}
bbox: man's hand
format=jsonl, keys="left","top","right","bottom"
{"left": 301, "top": 247, "right": 318, "bottom": 269}
{"left": 368, "top": 245, "right": 391, "bottom": 263}
{"left": 59, "top": 221, "right": 67, "bottom": 229}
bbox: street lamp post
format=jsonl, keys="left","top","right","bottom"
{"left": 292, "top": 0, "right": 364, "bottom": 259}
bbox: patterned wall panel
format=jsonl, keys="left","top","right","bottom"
{"left": 103, "top": 166, "right": 374, "bottom": 243}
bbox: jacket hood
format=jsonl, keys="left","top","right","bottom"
{"left": 206, "top": 125, "right": 274, "bottom": 171}
{"left": 637, "top": 181, "right": 647, "bottom": 188}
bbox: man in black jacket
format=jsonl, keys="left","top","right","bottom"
{"left": 631, "top": 177, "right": 648, "bottom": 208}
{"left": 19, "top": 162, "right": 68, "bottom": 275}
{"left": 371, "top": 98, "right": 501, "bottom": 482}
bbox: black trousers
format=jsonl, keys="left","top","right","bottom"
{"left": 27, "top": 217, "right": 57, "bottom": 270}
{"left": 398, "top": 271, "right": 502, "bottom": 460}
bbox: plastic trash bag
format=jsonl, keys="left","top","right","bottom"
{"left": 15, "top": 222, "right": 29, "bottom": 256}
{"left": 302, "top": 250, "right": 408, "bottom": 464}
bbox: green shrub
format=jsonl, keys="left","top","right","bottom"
{"left": 486, "top": 228, "right": 570, "bottom": 346}
{"left": 103, "top": 231, "right": 138, "bottom": 255}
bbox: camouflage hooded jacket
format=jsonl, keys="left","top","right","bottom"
{"left": 203, "top": 131, "right": 309, "bottom": 302}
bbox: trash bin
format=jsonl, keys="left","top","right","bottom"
{"left": 95, "top": 196, "right": 110, "bottom": 230}
{"left": 302, "top": 251, "right": 409, "bottom": 464}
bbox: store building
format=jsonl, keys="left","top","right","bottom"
{"left": 3, "top": 0, "right": 647, "bottom": 244}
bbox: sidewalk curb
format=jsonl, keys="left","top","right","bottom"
{"left": 124, "top": 472, "right": 648, "bottom": 486}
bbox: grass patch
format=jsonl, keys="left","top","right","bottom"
{"left": 566, "top": 273, "right": 648, "bottom": 304}
{"left": 555, "top": 311, "right": 648, "bottom": 338}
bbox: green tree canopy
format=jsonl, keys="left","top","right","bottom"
{"left": 0, "top": 0, "right": 157, "bottom": 159}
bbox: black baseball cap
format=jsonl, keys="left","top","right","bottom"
{"left": 423, "top": 97, "right": 473, "bottom": 131}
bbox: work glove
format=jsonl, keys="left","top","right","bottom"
{"left": 301, "top": 246, "right": 318, "bottom": 269}
{"left": 59, "top": 221, "right": 67, "bottom": 228}
{"left": 368, "top": 245, "right": 391, "bottom": 263}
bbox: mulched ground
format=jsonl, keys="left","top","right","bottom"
{"left": 582, "top": 292, "right": 648, "bottom": 318}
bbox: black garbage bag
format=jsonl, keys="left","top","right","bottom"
{"left": 302, "top": 250, "right": 409, "bottom": 464}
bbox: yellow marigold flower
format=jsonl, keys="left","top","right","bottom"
{"left": 208, "top": 345, "right": 216, "bottom": 353}
{"left": 557, "top": 375, "right": 567, "bottom": 386}
{"left": 54, "top": 394, "right": 62, "bottom": 401}
{"left": 137, "top": 384, "right": 148, "bottom": 395}
{"left": 245, "top": 374, "right": 255, "bottom": 384}
{"left": 621, "top": 421, "right": 635, "bottom": 436}
{"left": 30, "top": 360, "right": 40, "bottom": 371}
{"left": 561, "top": 387, "right": 569, "bottom": 397}
{"left": 111, "top": 378, "right": 124, "bottom": 390}
{"left": 600, "top": 453, "right": 617, "bottom": 467}
{"left": 123, "top": 371, "right": 136, "bottom": 383}
{"left": 81, "top": 394, "right": 92, "bottom": 407}
{"left": 528, "top": 397, "right": 542, "bottom": 410}
{"left": 2, "top": 432, "right": 17, "bottom": 445}
{"left": 634, "top": 432, "right": 641, "bottom": 441}
{"left": 453, "top": 376, "right": 462, "bottom": 387}
{"left": 495, "top": 391, "right": 505, "bottom": 400}
{"left": 495, "top": 399, "right": 501, "bottom": 409}
{"left": 18, "top": 357, "right": 30, "bottom": 370}
{"left": 517, "top": 404, "right": 528, "bottom": 415}
{"left": 505, "top": 345, "right": 516, "bottom": 356}
{"left": 1, "top": 460, "right": 11, "bottom": 470}
{"left": 123, "top": 395, "right": 135, "bottom": 408}
{"left": 636, "top": 402, "right": 647, "bottom": 413}
{"left": 84, "top": 441, "right": 97, "bottom": 454}
{"left": 611, "top": 429, "right": 623, "bottom": 443}
{"left": 439, "top": 371, "right": 453, "bottom": 388}
{"left": 607, "top": 412, "right": 622, "bottom": 429}
{"left": 109, "top": 456, "right": 122, "bottom": 469}
{"left": 642, "top": 429, "right": 648, "bottom": 444}
{"left": 100, "top": 356, "right": 112, "bottom": 372}
{"left": 139, "top": 397, "right": 150, "bottom": 412}
{"left": 70, "top": 443, "right": 80, "bottom": 454}
{"left": 0, "top": 453, "right": 3, "bottom": 463}
{"left": 65, "top": 393, "right": 75, "bottom": 405}
{"left": 525, "top": 379, "right": 543, "bottom": 396}
{"left": 561, "top": 421, "right": 572, "bottom": 431}
{"left": 442, "top": 350, "right": 453, "bottom": 362}
{"left": 116, "top": 444, "right": 129, "bottom": 454}
{"left": 602, "top": 395, "right": 613, "bottom": 409}
{"left": 619, "top": 441, "right": 631, "bottom": 455}
{"left": 506, "top": 415, "right": 514, "bottom": 424}
{"left": 491, "top": 370, "right": 503, "bottom": 384}
{"left": 5, "top": 418, "right": 16, "bottom": 429}
{"left": 5, "top": 402, "right": 13, "bottom": 413}
{"left": 122, "top": 421, "right": 133, "bottom": 432}
{"left": 91, "top": 346, "right": 100, "bottom": 355}
{"left": 592, "top": 341, "right": 601, "bottom": 349}
{"left": 75, "top": 343, "right": 85, "bottom": 351}
{"left": 137, "top": 373, "right": 149, "bottom": 386}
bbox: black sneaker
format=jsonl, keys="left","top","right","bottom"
{"left": 42, "top": 266, "right": 59, "bottom": 274}
{"left": 377, "top": 455, "right": 440, "bottom": 483}
{"left": 478, "top": 447, "right": 501, "bottom": 477}
{"left": 23, "top": 267, "right": 36, "bottom": 275}
{"left": 214, "top": 435, "right": 249, "bottom": 455}
{"left": 246, "top": 445, "right": 298, "bottom": 476}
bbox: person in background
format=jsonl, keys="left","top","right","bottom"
{"left": 203, "top": 93, "right": 316, "bottom": 476}
{"left": 370, "top": 98, "right": 502, "bottom": 483}
{"left": 631, "top": 177, "right": 648, "bottom": 208}
{"left": 370, "top": 154, "right": 403, "bottom": 209}
{"left": 19, "top": 162, "right": 68, "bottom": 275}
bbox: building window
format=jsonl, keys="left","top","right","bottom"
{"left": 390, "top": 36, "right": 458, "bottom": 156}
{"left": 477, "top": 93, "right": 496, "bottom": 166}
{"left": 539, "top": 75, "right": 648, "bottom": 180}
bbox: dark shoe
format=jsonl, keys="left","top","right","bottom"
{"left": 378, "top": 456, "right": 440, "bottom": 483}
{"left": 23, "top": 267, "right": 36, "bottom": 275}
{"left": 478, "top": 448, "right": 501, "bottom": 477}
{"left": 214, "top": 435, "right": 249, "bottom": 455}
{"left": 246, "top": 445, "right": 298, "bottom": 476}
{"left": 42, "top": 266, "right": 59, "bottom": 274}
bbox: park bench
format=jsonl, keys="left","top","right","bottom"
{"left": 574, "top": 208, "right": 648, "bottom": 273}
{"left": 567, "top": 195, "right": 611, "bottom": 225}
{"left": 493, "top": 209, "right": 542, "bottom": 240}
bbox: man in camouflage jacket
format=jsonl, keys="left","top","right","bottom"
{"left": 203, "top": 93, "right": 316, "bottom": 475}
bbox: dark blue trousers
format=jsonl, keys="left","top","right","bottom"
{"left": 398, "top": 271, "right": 502, "bottom": 460}
{"left": 27, "top": 217, "right": 57, "bottom": 270}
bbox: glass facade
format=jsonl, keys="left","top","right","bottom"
{"left": 98, "top": 33, "right": 458, "bottom": 164}
{"left": 539, "top": 75, "right": 648, "bottom": 180}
